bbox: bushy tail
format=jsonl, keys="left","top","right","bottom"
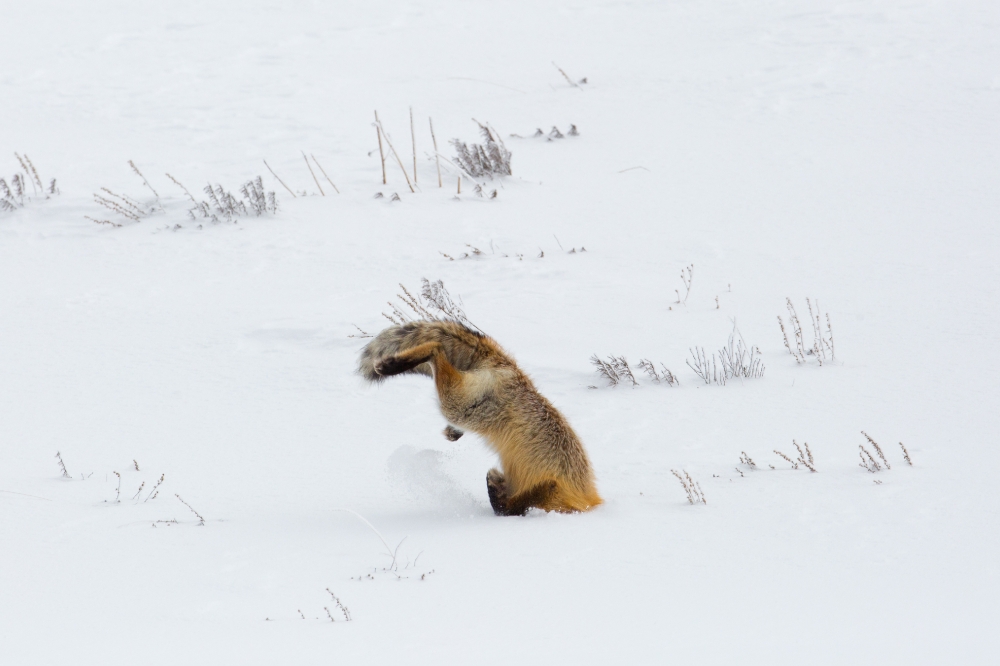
{"left": 357, "top": 320, "right": 487, "bottom": 383}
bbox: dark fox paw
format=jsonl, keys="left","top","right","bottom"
{"left": 374, "top": 355, "right": 413, "bottom": 377}
{"left": 486, "top": 468, "right": 507, "bottom": 516}
{"left": 443, "top": 425, "right": 464, "bottom": 441}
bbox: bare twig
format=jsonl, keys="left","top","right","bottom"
{"left": 310, "top": 154, "right": 340, "bottom": 194}
{"left": 862, "top": 431, "right": 890, "bottom": 470}
{"left": 302, "top": 152, "right": 324, "bottom": 195}
{"left": 552, "top": 62, "right": 582, "bottom": 90}
{"left": 374, "top": 114, "right": 415, "bottom": 193}
{"left": 899, "top": 442, "right": 913, "bottom": 466}
{"left": 410, "top": 106, "right": 417, "bottom": 185}
{"left": 128, "top": 160, "right": 159, "bottom": 198}
{"left": 166, "top": 173, "right": 198, "bottom": 204}
{"left": 263, "top": 159, "right": 297, "bottom": 198}
{"left": 429, "top": 117, "right": 442, "bottom": 188}
{"left": 175, "top": 493, "right": 205, "bottom": 525}
{"left": 375, "top": 111, "right": 387, "bottom": 185}
{"left": 55, "top": 452, "right": 70, "bottom": 478}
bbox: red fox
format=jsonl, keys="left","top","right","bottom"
{"left": 359, "top": 320, "right": 602, "bottom": 515}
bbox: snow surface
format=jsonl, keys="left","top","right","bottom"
{"left": 2, "top": 0, "right": 999, "bottom": 663}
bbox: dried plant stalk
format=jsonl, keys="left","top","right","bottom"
{"left": 302, "top": 151, "right": 324, "bottom": 195}
{"left": 429, "top": 117, "right": 442, "bottom": 187}
{"left": 128, "top": 160, "right": 159, "bottom": 198}
{"left": 861, "top": 431, "right": 890, "bottom": 470}
{"left": 263, "top": 159, "right": 297, "bottom": 198}
{"left": 773, "top": 449, "right": 798, "bottom": 469}
{"left": 310, "top": 154, "right": 340, "bottom": 194}
{"left": 410, "top": 106, "right": 417, "bottom": 185}
{"left": 374, "top": 113, "right": 415, "bottom": 193}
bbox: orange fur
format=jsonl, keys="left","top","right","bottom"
{"left": 359, "top": 321, "right": 602, "bottom": 514}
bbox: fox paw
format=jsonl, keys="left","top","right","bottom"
{"left": 374, "top": 355, "right": 411, "bottom": 377}
{"left": 486, "top": 468, "right": 508, "bottom": 515}
{"left": 443, "top": 425, "right": 464, "bottom": 441}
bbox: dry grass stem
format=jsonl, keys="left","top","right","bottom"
{"left": 773, "top": 450, "right": 798, "bottom": 469}
{"left": 15, "top": 153, "right": 39, "bottom": 195}
{"left": 637, "top": 359, "right": 680, "bottom": 386}
{"left": 429, "top": 117, "right": 442, "bottom": 187}
{"left": 175, "top": 493, "right": 205, "bottom": 525}
{"left": 671, "top": 469, "right": 707, "bottom": 504}
{"left": 128, "top": 160, "right": 159, "bottom": 198}
{"left": 590, "top": 355, "right": 638, "bottom": 387}
{"left": 166, "top": 173, "right": 198, "bottom": 204}
{"left": 552, "top": 61, "right": 582, "bottom": 89}
{"left": 113, "top": 471, "right": 121, "bottom": 502}
{"left": 263, "top": 159, "right": 297, "bottom": 198}
{"left": 687, "top": 323, "right": 764, "bottom": 386}
{"left": 899, "top": 441, "right": 913, "bottom": 466}
{"left": 55, "top": 451, "right": 70, "bottom": 478}
{"left": 793, "top": 440, "right": 817, "bottom": 472}
{"left": 675, "top": 265, "right": 694, "bottom": 304}
{"left": 739, "top": 452, "right": 757, "bottom": 469}
{"left": 375, "top": 111, "right": 387, "bottom": 185}
{"left": 862, "top": 431, "right": 890, "bottom": 470}
{"left": 859, "top": 445, "right": 881, "bottom": 473}
{"left": 779, "top": 298, "right": 834, "bottom": 365}
{"left": 144, "top": 474, "right": 165, "bottom": 502}
{"left": 373, "top": 114, "right": 415, "bottom": 193}
{"left": 410, "top": 106, "right": 417, "bottom": 185}
{"left": 310, "top": 154, "right": 340, "bottom": 194}
{"left": 326, "top": 589, "right": 352, "bottom": 621}
{"left": 302, "top": 152, "right": 324, "bottom": 195}
{"left": 382, "top": 279, "right": 481, "bottom": 332}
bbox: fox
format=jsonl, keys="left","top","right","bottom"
{"left": 358, "top": 320, "right": 602, "bottom": 516}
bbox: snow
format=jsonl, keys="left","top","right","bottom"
{"left": 2, "top": 0, "right": 999, "bottom": 663}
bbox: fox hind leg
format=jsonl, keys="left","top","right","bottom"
{"left": 443, "top": 425, "right": 464, "bottom": 441}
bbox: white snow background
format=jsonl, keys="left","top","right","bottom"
{"left": 2, "top": 0, "right": 998, "bottom": 663}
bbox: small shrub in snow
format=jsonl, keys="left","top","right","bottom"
{"left": 674, "top": 264, "right": 694, "bottom": 305}
{"left": 779, "top": 297, "right": 834, "bottom": 365}
{"left": 2, "top": 154, "right": 58, "bottom": 213}
{"left": 189, "top": 177, "right": 278, "bottom": 224}
{"left": 739, "top": 451, "right": 757, "bottom": 469}
{"left": 326, "top": 589, "right": 352, "bottom": 621}
{"left": 382, "top": 278, "right": 481, "bottom": 333}
{"left": 451, "top": 121, "right": 512, "bottom": 178}
{"left": 590, "top": 355, "right": 638, "bottom": 387}
{"left": 637, "top": 359, "right": 680, "bottom": 386}
{"left": 899, "top": 441, "right": 913, "bottom": 466}
{"left": 686, "top": 324, "right": 765, "bottom": 386}
{"left": 671, "top": 469, "right": 707, "bottom": 505}
{"left": 54, "top": 451, "right": 71, "bottom": 479}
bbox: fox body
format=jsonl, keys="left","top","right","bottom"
{"left": 359, "top": 321, "right": 602, "bottom": 515}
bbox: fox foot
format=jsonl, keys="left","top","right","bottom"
{"left": 374, "top": 354, "right": 426, "bottom": 377}
{"left": 443, "top": 425, "right": 465, "bottom": 441}
{"left": 487, "top": 470, "right": 558, "bottom": 517}
{"left": 486, "top": 468, "right": 508, "bottom": 516}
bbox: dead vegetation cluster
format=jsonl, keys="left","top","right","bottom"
{"left": 686, "top": 324, "right": 765, "bottom": 386}
{"left": 671, "top": 469, "right": 707, "bottom": 504}
{"left": 859, "top": 431, "right": 912, "bottom": 473}
{"left": 779, "top": 297, "right": 835, "bottom": 365}
{"left": 2, "top": 153, "right": 58, "bottom": 213}
{"left": 590, "top": 355, "right": 680, "bottom": 388}
{"left": 380, "top": 278, "right": 482, "bottom": 334}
